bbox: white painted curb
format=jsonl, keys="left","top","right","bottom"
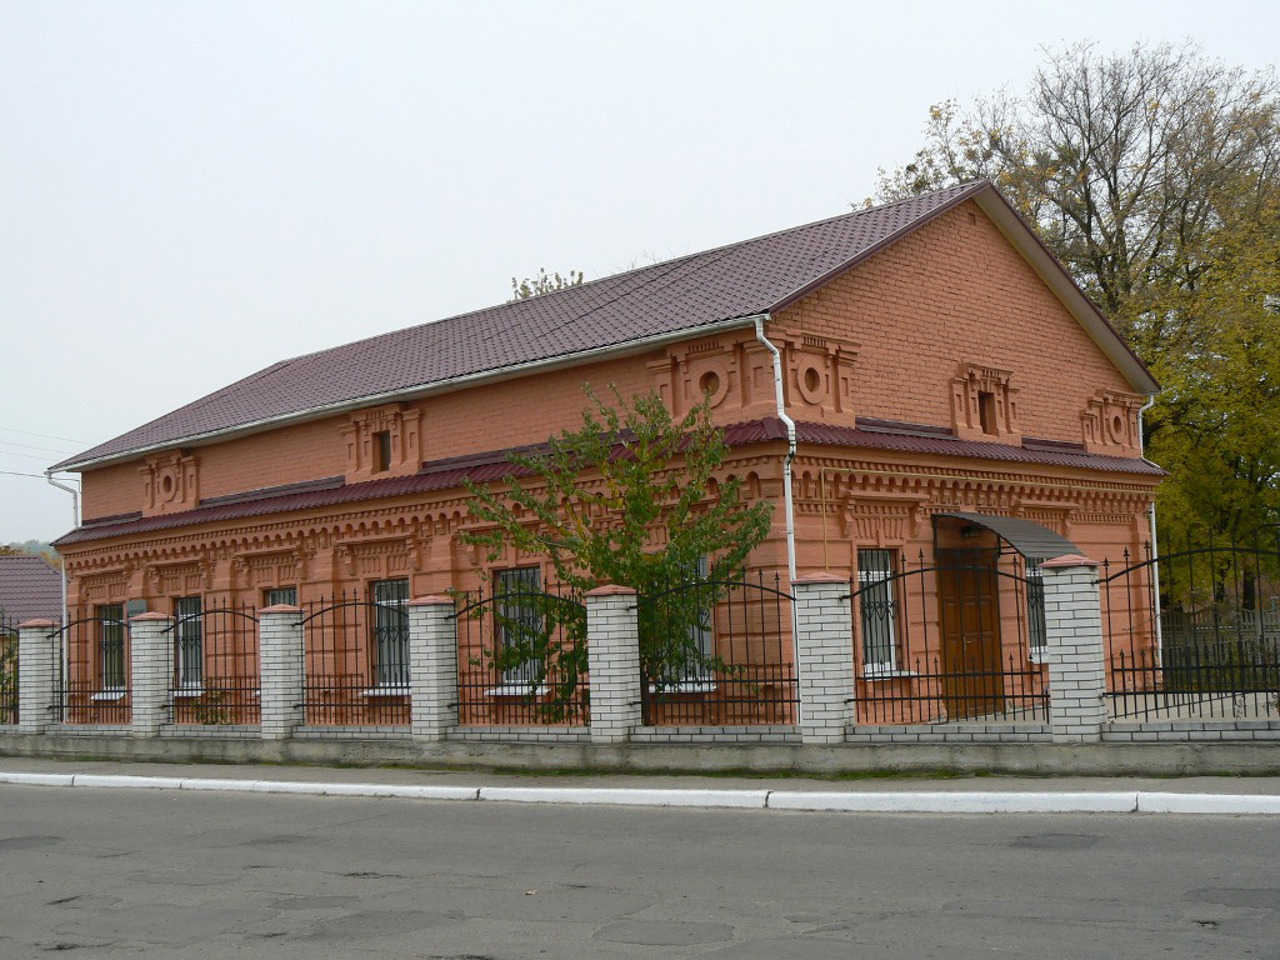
{"left": 478, "top": 787, "right": 769, "bottom": 808}
{"left": 1136, "top": 792, "right": 1280, "bottom": 815}
{"left": 0, "top": 771, "right": 75, "bottom": 787}
{"left": 72, "top": 774, "right": 185, "bottom": 790}
{"left": 3, "top": 771, "right": 1280, "bottom": 815}
{"left": 766, "top": 790, "right": 1139, "bottom": 814}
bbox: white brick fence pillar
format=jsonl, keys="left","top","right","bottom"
{"left": 409, "top": 596, "right": 458, "bottom": 742}
{"left": 1042, "top": 555, "right": 1107, "bottom": 743}
{"left": 794, "top": 573, "right": 855, "bottom": 744}
{"left": 130, "top": 611, "right": 172, "bottom": 736}
{"left": 260, "top": 604, "right": 304, "bottom": 740}
{"left": 586, "top": 585, "right": 641, "bottom": 744}
{"left": 17, "top": 619, "right": 59, "bottom": 732}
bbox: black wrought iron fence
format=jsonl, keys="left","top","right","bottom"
{"left": 301, "top": 594, "right": 409, "bottom": 725}
{"left": 850, "top": 550, "right": 1048, "bottom": 724}
{"left": 166, "top": 604, "right": 260, "bottom": 725}
{"left": 636, "top": 570, "right": 796, "bottom": 726}
{"left": 55, "top": 615, "right": 131, "bottom": 724}
{"left": 453, "top": 582, "right": 588, "bottom": 725}
{"left": 1101, "top": 535, "right": 1280, "bottom": 720}
{"left": 1, "top": 613, "right": 18, "bottom": 724}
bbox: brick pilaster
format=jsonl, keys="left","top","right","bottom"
{"left": 794, "top": 573, "right": 854, "bottom": 743}
{"left": 17, "top": 619, "right": 58, "bottom": 732}
{"left": 409, "top": 596, "right": 458, "bottom": 742}
{"left": 1042, "top": 555, "right": 1107, "bottom": 743}
{"left": 259, "top": 604, "right": 304, "bottom": 740}
{"left": 130, "top": 611, "right": 172, "bottom": 736}
{"left": 586, "top": 585, "right": 640, "bottom": 744}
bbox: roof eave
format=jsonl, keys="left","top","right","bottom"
{"left": 970, "top": 189, "right": 1160, "bottom": 396}
{"left": 767, "top": 180, "right": 993, "bottom": 315}
{"left": 55, "top": 313, "right": 769, "bottom": 473}
{"left": 766, "top": 181, "right": 1160, "bottom": 399}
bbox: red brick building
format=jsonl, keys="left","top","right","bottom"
{"left": 51, "top": 181, "right": 1162, "bottom": 726}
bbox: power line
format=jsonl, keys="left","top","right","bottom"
{"left": 0, "top": 450, "right": 61, "bottom": 463}
{"left": 0, "top": 470, "right": 78, "bottom": 482}
{"left": 0, "top": 439, "right": 80, "bottom": 456}
{"left": 0, "top": 425, "right": 90, "bottom": 445}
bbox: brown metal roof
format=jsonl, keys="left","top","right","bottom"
{"left": 55, "top": 418, "right": 1163, "bottom": 547}
{"left": 55, "top": 182, "right": 1017, "bottom": 471}
{"left": 0, "top": 555, "right": 62, "bottom": 624}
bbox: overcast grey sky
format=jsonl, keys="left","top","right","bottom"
{"left": 3, "top": 0, "right": 1278, "bottom": 545}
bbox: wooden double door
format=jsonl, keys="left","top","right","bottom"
{"left": 936, "top": 548, "right": 1004, "bottom": 719}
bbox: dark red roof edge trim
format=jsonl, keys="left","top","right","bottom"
{"left": 55, "top": 417, "right": 1163, "bottom": 548}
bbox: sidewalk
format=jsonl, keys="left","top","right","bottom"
{"left": 3, "top": 756, "right": 1280, "bottom": 814}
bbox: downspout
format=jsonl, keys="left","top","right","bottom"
{"left": 1137, "top": 396, "right": 1162, "bottom": 661}
{"left": 46, "top": 472, "right": 79, "bottom": 703}
{"left": 45, "top": 472, "right": 79, "bottom": 628}
{"left": 754, "top": 316, "right": 797, "bottom": 584}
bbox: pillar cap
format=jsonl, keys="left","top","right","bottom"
{"left": 130, "top": 611, "right": 170, "bottom": 622}
{"left": 17, "top": 618, "right": 56, "bottom": 629}
{"left": 1041, "top": 554, "right": 1099, "bottom": 569}
{"left": 409, "top": 595, "right": 454, "bottom": 606}
{"left": 261, "top": 603, "right": 302, "bottom": 614}
{"left": 586, "top": 584, "right": 636, "bottom": 597}
{"left": 792, "top": 572, "right": 847, "bottom": 585}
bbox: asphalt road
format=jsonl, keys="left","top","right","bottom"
{"left": 2, "top": 785, "right": 1278, "bottom": 959}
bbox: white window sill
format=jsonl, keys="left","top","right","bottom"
{"left": 172, "top": 686, "right": 205, "bottom": 699}
{"left": 90, "top": 690, "right": 127, "bottom": 702}
{"left": 862, "top": 668, "right": 918, "bottom": 681}
{"left": 649, "top": 680, "right": 716, "bottom": 694}
{"left": 484, "top": 684, "right": 548, "bottom": 697}
{"left": 359, "top": 686, "right": 410, "bottom": 698}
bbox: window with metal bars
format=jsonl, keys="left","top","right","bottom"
{"left": 97, "top": 603, "right": 126, "bottom": 691}
{"left": 496, "top": 567, "right": 543, "bottom": 686}
{"left": 370, "top": 578, "right": 409, "bottom": 688}
{"left": 1026, "top": 558, "right": 1047, "bottom": 659}
{"left": 264, "top": 586, "right": 297, "bottom": 607}
{"left": 174, "top": 596, "right": 203, "bottom": 689}
{"left": 857, "top": 549, "right": 899, "bottom": 673}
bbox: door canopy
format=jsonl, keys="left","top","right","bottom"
{"left": 933, "top": 512, "right": 1079, "bottom": 561}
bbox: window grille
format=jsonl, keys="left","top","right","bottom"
{"left": 857, "top": 549, "right": 899, "bottom": 672}
{"left": 496, "top": 567, "right": 543, "bottom": 686}
{"left": 1026, "top": 558, "right": 1047, "bottom": 657}
{"left": 370, "top": 578, "right": 409, "bottom": 688}
{"left": 175, "top": 596, "right": 203, "bottom": 688}
{"left": 264, "top": 586, "right": 297, "bottom": 607}
{"left": 97, "top": 603, "right": 126, "bottom": 691}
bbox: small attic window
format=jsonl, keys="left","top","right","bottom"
{"left": 373, "top": 431, "right": 393, "bottom": 473}
{"left": 978, "top": 391, "right": 998, "bottom": 435}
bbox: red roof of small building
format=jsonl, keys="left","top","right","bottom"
{"left": 0, "top": 555, "right": 62, "bottom": 625}
{"left": 55, "top": 181, "right": 1155, "bottom": 472}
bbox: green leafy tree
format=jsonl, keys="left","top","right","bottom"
{"left": 464, "top": 387, "right": 774, "bottom": 713}
{"left": 875, "top": 41, "right": 1280, "bottom": 583}
{"left": 508, "top": 267, "right": 585, "bottom": 302}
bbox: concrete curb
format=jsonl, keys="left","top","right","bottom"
{"left": 2, "top": 770, "right": 1279, "bottom": 814}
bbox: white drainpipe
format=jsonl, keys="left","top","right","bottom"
{"left": 1138, "top": 396, "right": 1162, "bottom": 660}
{"left": 46, "top": 471, "right": 80, "bottom": 702}
{"left": 754, "top": 316, "right": 797, "bottom": 584}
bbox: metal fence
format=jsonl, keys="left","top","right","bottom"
{"left": 1102, "top": 537, "right": 1280, "bottom": 721}
{"left": 850, "top": 550, "right": 1048, "bottom": 724}
{"left": 636, "top": 571, "right": 797, "bottom": 726}
{"left": 301, "top": 594, "right": 409, "bottom": 726}
{"left": 454, "top": 582, "right": 588, "bottom": 726}
{"left": 56, "top": 615, "right": 132, "bottom": 725}
{"left": 1, "top": 613, "right": 17, "bottom": 724}
{"left": 166, "top": 605, "right": 260, "bottom": 725}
